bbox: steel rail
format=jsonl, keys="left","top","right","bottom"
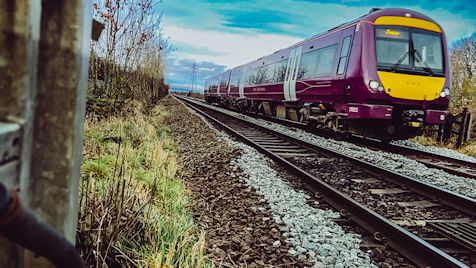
{"left": 183, "top": 95, "right": 476, "bottom": 179}
{"left": 175, "top": 95, "right": 468, "bottom": 267}
{"left": 348, "top": 136, "right": 476, "bottom": 179}
{"left": 184, "top": 96, "right": 476, "bottom": 180}
{"left": 255, "top": 110, "right": 476, "bottom": 178}
{"left": 177, "top": 95, "right": 476, "bottom": 217}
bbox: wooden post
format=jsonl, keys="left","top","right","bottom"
{"left": 464, "top": 113, "right": 472, "bottom": 143}
{"left": 456, "top": 108, "right": 468, "bottom": 149}
{"left": 442, "top": 113, "right": 453, "bottom": 143}
{"left": 437, "top": 124, "right": 443, "bottom": 142}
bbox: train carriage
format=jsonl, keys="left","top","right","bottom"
{"left": 204, "top": 8, "right": 450, "bottom": 139}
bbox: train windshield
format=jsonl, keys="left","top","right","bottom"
{"left": 375, "top": 26, "right": 444, "bottom": 76}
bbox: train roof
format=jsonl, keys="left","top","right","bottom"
{"left": 277, "top": 8, "right": 442, "bottom": 54}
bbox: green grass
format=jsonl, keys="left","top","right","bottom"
{"left": 77, "top": 103, "right": 211, "bottom": 267}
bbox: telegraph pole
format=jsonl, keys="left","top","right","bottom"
{"left": 189, "top": 62, "right": 197, "bottom": 93}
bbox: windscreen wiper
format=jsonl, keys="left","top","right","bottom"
{"left": 414, "top": 50, "right": 436, "bottom": 77}
{"left": 390, "top": 50, "right": 413, "bottom": 72}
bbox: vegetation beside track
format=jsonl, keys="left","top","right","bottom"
{"left": 410, "top": 136, "right": 476, "bottom": 157}
{"left": 412, "top": 33, "right": 476, "bottom": 154}
{"left": 75, "top": 0, "right": 212, "bottom": 266}
{"left": 77, "top": 102, "right": 210, "bottom": 267}
{"left": 449, "top": 33, "right": 476, "bottom": 115}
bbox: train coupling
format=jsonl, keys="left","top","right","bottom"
{"left": 400, "top": 109, "right": 424, "bottom": 127}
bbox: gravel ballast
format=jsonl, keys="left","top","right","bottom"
{"left": 175, "top": 97, "right": 376, "bottom": 267}
{"left": 227, "top": 142, "right": 375, "bottom": 267}
{"left": 163, "top": 96, "right": 309, "bottom": 267}
{"left": 193, "top": 100, "right": 476, "bottom": 199}
{"left": 391, "top": 140, "right": 476, "bottom": 163}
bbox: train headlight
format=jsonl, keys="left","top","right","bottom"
{"left": 377, "top": 85, "right": 385, "bottom": 92}
{"left": 440, "top": 88, "right": 450, "bottom": 98}
{"left": 444, "top": 88, "right": 450, "bottom": 96}
{"left": 369, "top": 80, "right": 379, "bottom": 89}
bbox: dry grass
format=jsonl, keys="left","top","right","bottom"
{"left": 77, "top": 102, "right": 210, "bottom": 267}
{"left": 457, "top": 141, "right": 476, "bottom": 157}
{"left": 410, "top": 136, "right": 476, "bottom": 157}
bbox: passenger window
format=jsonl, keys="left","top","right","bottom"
{"left": 246, "top": 68, "right": 257, "bottom": 86}
{"left": 273, "top": 59, "right": 288, "bottom": 82}
{"left": 220, "top": 74, "right": 228, "bottom": 88}
{"left": 297, "top": 44, "right": 337, "bottom": 79}
{"left": 230, "top": 71, "right": 241, "bottom": 88}
{"left": 337, "top": 36, "right": 351, "bottom": 75}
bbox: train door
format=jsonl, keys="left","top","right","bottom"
{"left": 227, "top": 74, "right": 231, "bottom": 96}
{"left": 335, "top": 28, "right": 354, "bottom": 100}
{"left": 239, "top": 67, "right": 245, "bottom": 98}
{"left": 284, "top": 46, "right": 303, "bottom": 102}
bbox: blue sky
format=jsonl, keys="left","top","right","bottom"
{"left": 159, "top": 0, "right": 476, "bottom": 92}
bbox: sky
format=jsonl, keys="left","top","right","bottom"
{"left": 158, "top": 0, "right": 476, "bottom": 92}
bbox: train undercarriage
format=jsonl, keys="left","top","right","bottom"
{"left": 205, "top": 96, "right": 425, "bottom": 140}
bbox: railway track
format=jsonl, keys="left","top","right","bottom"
{"left": 184, "top": 96, "right": 476, "bottom": 180}
{"left": 260, "top": 113, "right": 476, "bottom": 180}
{"left": 349, "top": 136, "right": 476, "bottom": 180}
{"left": 175, "top": 95, "right": 476, "bottom": 267}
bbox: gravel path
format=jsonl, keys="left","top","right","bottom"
{"left": 192, "top": 101, "right": 476, "bottom": 199}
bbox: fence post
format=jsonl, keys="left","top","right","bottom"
{"left": 456, "top": 108, "right": 468, "bottom": 148}
{"left": 463, "top": 113, "right": 472, "bottom": 143}
{"left": 442, "top": 113, "right": 454, "bottom": 143}
{"left": 437, "top": 124, "right": 443, "bottom": 142}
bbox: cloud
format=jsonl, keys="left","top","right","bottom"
{"left": 221, "top": 9, "right": 292, "bottom": 31}
{"left": 410, "top": 6, "right": 476, "bottom": 43}
{"left": 166, "top": 58, "right": 227, "bottom": 92}
{"left": 163, "top": 25, "right": 302, "bottom": 68}
{"left": 159, "top": 0, "right": 476, "bottom": 91}
{"left": 173, "top": 41, "right": 226, "bottom": 57}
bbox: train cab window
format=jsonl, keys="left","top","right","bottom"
{"left": 297, "top": 44, "right": 337, "bottom": 79}
{"left": 337, "top": 36, "right": 351, "bottom": 75}
{"left": 375, "top": 26, "right": 410, "bottom": 68}
{"left": 211, "top": 78, "right": 219, "bottom": 90}
{"left": 412, "top": 32, "right": 443, "bottom": 72}
{"left": 375, "top": 26, "right": 443, "bottom": 75}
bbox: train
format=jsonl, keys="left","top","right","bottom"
{"left": 204, "top": 8, "right": 450, "bottom": 139}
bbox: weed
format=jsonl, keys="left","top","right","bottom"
{"left": 77, "top": 104, "right": 210, "bottom": 267}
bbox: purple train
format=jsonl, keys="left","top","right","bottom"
{"left": 204, "top": 8, "right": 450, "bottom": 139}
